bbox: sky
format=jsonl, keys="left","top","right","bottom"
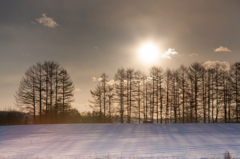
{"left": 1, "top": 0, "right": 240, "bottom": 112}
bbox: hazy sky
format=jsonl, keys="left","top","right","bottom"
{"left": 1, "top": 0, "right": 240, "bottom": 112}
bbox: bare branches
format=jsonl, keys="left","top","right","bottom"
{"left": 89, "top": 61, "right": 240, "bottom": 123}
{"left": 15, "top": 61, "right": 74, "bottom": 124}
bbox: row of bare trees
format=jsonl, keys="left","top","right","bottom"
{"left": 15, "top": 61, "right": 75, "bottom": 124}
{"left": 90, "top": 62, "right": 240, "bottom": 123}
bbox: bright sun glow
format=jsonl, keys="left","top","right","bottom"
{"left": 139, "top": 43, "right": 159, "bottom": 63}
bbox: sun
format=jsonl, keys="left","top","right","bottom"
{"left": 139, "top": 43, "right": 159, "bottom": 63}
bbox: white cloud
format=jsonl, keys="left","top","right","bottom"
{"left": 92, "top": 77, "right": 102, "bottom": 82}
{"left": 202, "top": 60, "right": 230, "bottom": 71}
{"left": 75, "top": 88, "right": 81, "bottom": 92}
{"left": 94, "top": 46, "right": 99, "bottom": 49}
{"left": 22, "top": 54, "right": 30, "bottom": 57}
{"left": 161, "top": 48, "right": 178, "bottom": 59}
{"left": 30, "top": 21, "right": 36, "bottom": 24}
{"left": 107, "top": 80, "right": 115, "bottom": 85}
{"left": 36, "top": 13, "right": 59, "bottom": 28}
{"left": 92, "top": 77, "right": 97, "bottom": 82}
{"left": 92, "top": 79, "right": 115, "bottom": 85}
{"left": 214, "top": 46, "right": 231, "bottom": 52}
{"left": 189, "top": 53, "right": 198, "bottom": 56}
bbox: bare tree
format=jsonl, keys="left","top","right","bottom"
{"left": 201, "top": 67, "right": 207, "bottom": 123}
{"left": 165, "top": 69, "right": 172, "bottom": 123}
{"left": 89, "top": 84, "right": 103, "bottom": 122}
{"left": 178, "top": 65, "right": 189, "bottom": 123}
{"left": 134, "top": 70, "right": 143, "bottom": 123}
{"left": 188, "top": 62, "right": 203, "bottom": 123}
{"left": 15, "top": 61, "right": 74, "bottom": 124}
{"left": 114, "top": 68, "right": 126, "bottom": 123}
{"left": 126, "top": 68, "right": 135, "bottom": 123}
{"left": 100, "top": 73, "right": 108, "bottom": 123}
{"left": 15, "top": 66, "right": 37, "bottom": 122}
{"left": 230, "top": 62, "right": 240, "bottom": 122}
{"left": 107, "top": 84, "right": 114, "bottom": 122}
{"left": 59, "top": 69, "right": 74, "bottom": 122}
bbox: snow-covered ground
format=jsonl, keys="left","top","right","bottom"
{"left": 0, "top": 124, "right": 240, "bottom": 159}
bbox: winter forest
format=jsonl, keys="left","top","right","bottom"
{"left": 1, "top": 60, "right": 239, "bottom": 125}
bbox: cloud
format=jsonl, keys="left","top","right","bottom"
{"left": 161, "top": 48, "right": 178, "bottom": 59}
{"left": 107, "top": 80, "right": 115, "bottom": 85}
{"left": 92, "top": 78, "right": 115, "bottom": 85}
{"left": 30, "top": 21, "right": 36, "bottom": 24}
{"left": 22, "top": 54, "right": 30, "bottom": 57}
{"left": 92, "top": 77, "right": 102, "bottom": 82}
{"left": 94, "top": 46, "right": 99, "bottom": 49}
{"left": 75, "top": 88, "right": 81, "bottom": 92}
{"left": 202, "top": 60, "right": 230, "bottom": 71}
{"left": 92, "top": 77, "right": 96, "bottom": 81}
{"left": 36, "top": 13, "right": 59, "bottom": 28}
{"left": 189, "top": 53, "right": 198, "bottom": 56}
{"left": 214, "top": 46, "right": 231, "bottom": 52}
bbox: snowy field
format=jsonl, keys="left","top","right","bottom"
{"left": 0, "top": 124, "right": 240, "bottom": 159}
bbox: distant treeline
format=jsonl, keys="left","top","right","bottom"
{"left": 0, "top": 109, "right": 118, "bottom": 125}
{"left": 0, "top": 109, "right": 82, "bottom": 125}
{"left": 90, "top": 61, "right": 240, "bottom": 123}
{"left": 0, "top": 111, "right": 28, "bottom": 125}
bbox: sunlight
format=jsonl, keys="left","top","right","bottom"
{"left": 139, "top": 43, "right": 159, "bottom": 63}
